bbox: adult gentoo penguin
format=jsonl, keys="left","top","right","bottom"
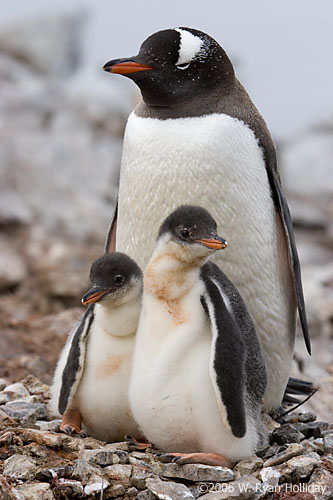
{"left": 130, "top": 205, "right": 267, "bottom": 465}
{"left": 103, "top": 27, "right": 310, "bottom": 411}
{"left": 51, "top": 252, "right": 143, "bottom": 442}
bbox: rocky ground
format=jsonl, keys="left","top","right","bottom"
{"left": 0, "top": 10, "right": 332, "bottom": 499}
{"left": 0, "top": 376, "right": 332, "bottom": 500}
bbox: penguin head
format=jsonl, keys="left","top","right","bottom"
{"left": 103, "top": 27, "right": 235, "bottom": 107}
{"left": 156, "top": 205, "right": 227, "bottom": 263}
{"left": 81, "top": 252, "right": 143, "bottom": 306}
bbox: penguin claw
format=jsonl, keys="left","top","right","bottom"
{"left": 125, "top": 435, "right": 152, "bottom": 451}
{"left": 62, "top": 424, "right": 76, "bottom": 436}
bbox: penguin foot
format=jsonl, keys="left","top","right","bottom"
{"left": 158, "top": 452, "right": 233, "bottom": 468}
{"left": 60, "top": 409, "right": 82, "bottom": 436}
{"left": 61, "top": 424, "right": 79, "bottom": 436}
{"left": 125, "top": 435, "right": 152, "bottom": 451}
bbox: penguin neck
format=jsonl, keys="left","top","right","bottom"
{"left": 135, "top": 79, "right": 239, "bottom": 120}
{"left": 144, "top": 240, "right": 205, "bottom": 302}
{"left": 94, "top": 291, "right": 141, "bottom": 337}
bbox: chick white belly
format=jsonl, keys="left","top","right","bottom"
{"left": 117, "top": 112, "right": 296, "bottom": 411}
{"left": 130, "top": 292, "right": 256, "bottom": 461}
{"left": 74, "top": 325, "right": 139, "bottom": 442}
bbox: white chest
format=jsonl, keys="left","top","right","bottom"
{"left": 117, "top": 112, "right": 272, "bottom": 268}
{"left": 75, "top": 305, "right": 140, "bottom": 441}
{"left": 130, "top": 279, "right": 211, "bottom": 438}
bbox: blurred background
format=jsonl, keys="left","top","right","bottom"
{"left": 0, "top": 1, "right": 332, "bottom": 419}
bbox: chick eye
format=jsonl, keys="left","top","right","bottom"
{"left": 176, "top": 62, "right": 190, "bottom": 70}
{"left": 180, "top": 228, "right": 191, "bottom": 239}
{"left": 114, "top": 275, "right": 124, "bottom": 285}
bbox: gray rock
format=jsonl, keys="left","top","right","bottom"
{"left": 92, "top": 450, "right": 130, "bottom": 466}
{"left": 199, "top": 475, "right": 261, "bottom": 499}
{"left": 278, "top": 452, "right": 320, "bottom": 482}
{"left": 53, "top": 479, "right": 83, "bottom": 497}
{"left": 137, "top": 490, "right": 156, "bottom": 500}
{"left": 308, "top": 467, "right": 333, "bottom": 500}
{"left": 129, "top": 469, "right": 153, "bottom": 490}
{"left": 298, "top": 412, "right": 317, "bottom": 423}
{"left": 260, "top": 466, "right": 281, "bottom": 485}
{"left": 4, "top": 454, "right": 37, "bottom": 480}
{"left": 1, "top": 401, "right": 48, "bottom": 423}
{"left": 20, "top": 375, "right": 49, "bottom": 396}
{"left": 154, "top": 462, "right": 234, "bottom": 482}
{"left": 103, "top": 464, "right": 132, "bottom": 481}
{"left": 0, "top": 393, "right": 11, "bottom": 405}
{"left": 234, "top": 456, "right": 263, "bottom": 476}
{"left": 15, "top": 482, "right": 54, "bottom": 500}
{"left": 303, "top": 421, "right": 330, "bottom": 438}
{"left": 72, "top": 459, "right": 102, "bottom": 482}
{"left": 256, "top": 444, "right": 280, "bottom": 460}
{"left": 302, "top": 437, "right": 324, "bottom": 455}
{"left": 272, "top": 424, "right": 304, "bottom": 444}
{"left": 263, "top": 442, "right": 304, "bottom": 467}
{"left": 84, "top": 476, "right": 110, "bottom": 496}
{"left": 127, "top": 486, "right": 139, "bottom": 497}
{"left": 107, "top": 483, "right": 127, "bottom": 497}
{"left": 35, "top": 419, "right": 61, "bottom": 432}
{"left": 0, "top": 431, "right": 16, "bottom": 446}
{"left": 323, "top": 432, "right": 333, "bottom": 453}
{"left": 143, "top": 477, "right": 195, "bottom": 500}
{"left": 13, "top": 428, "right": 64, "bottom": 448}
{"left": 0, "top": 477, "right": 24, "bottom": 500}
{"left": 2, "top": 382, "right": 30, "bottom": 399}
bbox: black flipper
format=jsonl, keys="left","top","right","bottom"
{"left": 267, "top": 167, "right": 311, "bottom": 355}
{"left": 200, "top": 262, "right": 267, "bottom": 438}
{"left": 200, "top": 264, "right": 247, "bottom": 438}
{"left": 104, "top": 201, "right": 118, "bottom": 253}
{"left": 58, "top": 305, "right": 95, "bottom": 414}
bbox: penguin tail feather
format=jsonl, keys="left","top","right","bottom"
{"left": 272, "top": 376, "right": 318, "bottom": 422}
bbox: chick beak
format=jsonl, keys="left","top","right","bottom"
{"left": 195, "top": 235, "right": 228, "bottom": 250}
{"left": 103, "top": 58, "right": 154, "bottom": 75}
{"left": 81, "top": 286, "right": 110, "bottom": 305}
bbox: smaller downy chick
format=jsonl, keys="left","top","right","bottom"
{"left": 51, "top": 252, "right": 143, "bottom": 442}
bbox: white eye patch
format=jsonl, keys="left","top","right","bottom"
{"left": 175, "top": 28, "right": 203, "bottom": 68}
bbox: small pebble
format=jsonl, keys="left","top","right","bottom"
{"left": 272, "top": 424, "right": 304, "bottom": 444}
{"left": 323, "top": 432, "right": 333, "bottom": 454}
{"left": 302, "top": 421, "right": 330, "bottom": 438}
{"left": 298, "top": 412, "right": 317, "bottom": 423}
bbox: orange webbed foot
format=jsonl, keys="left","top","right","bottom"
{"left": 60, "top": 409, "right": 84, "bottom": 436}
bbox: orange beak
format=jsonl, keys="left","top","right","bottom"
{"left": 195, "top": 238, "right": 228, "bottom": 250}
{"left": 81, "top": 288, "right": 110, "bottom": 305}
{"left": 103, "top": 61, "right": 154, "bottom": 75}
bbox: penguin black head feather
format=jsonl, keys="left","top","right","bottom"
{"left": 103, "top": 27, "right": 235, "bottom": 107}
{"left": 82, "top": 252, "right": 142, "bottom": 305}
{"left": 157, "top": 205, "right": 227, "bottom": 252}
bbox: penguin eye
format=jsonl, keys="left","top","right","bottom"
{"left": 180, "top": 228, "right": 191, "bottom": 239}
{"left": 114, "top": 275, "right": 124, "bottom": 285}
{"left": 176, "top": 62, "right": 190, "bottom": 70}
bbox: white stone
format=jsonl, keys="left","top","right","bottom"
{"left": 4, "top": 454, "right": 37, "bottom": 480}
